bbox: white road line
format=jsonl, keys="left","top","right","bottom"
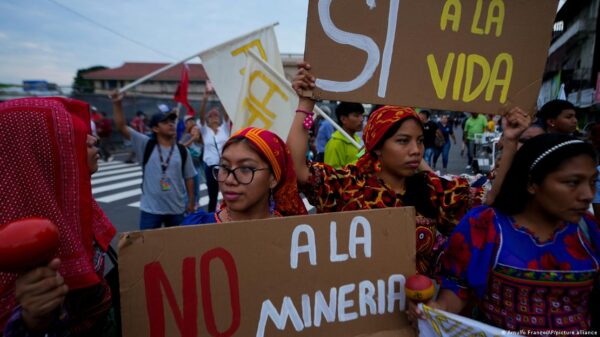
{"left": 92, "top": 179, "right": 143, "bottom": 194}
{"left": 128, "top": 201, "right": 140, "bottom": 208}
{"left": 92, "top": 167, "right": 140, "bottom": 178}
{"left": 96, "top": 189, "right": 142, "bottom": 203}
{"left": 97, "top": 163, "right": 138, "bottom": 171}
{"left": 91, "top": 172, "right": 143, "bottom": 185}
{"left": 98, "top": 161, "right": 126, "bottom": 167}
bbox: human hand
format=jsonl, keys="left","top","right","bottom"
{"left": 292, "top": 62, "right": 316, "bottom": 97}
{"left": 15, "top": 258, "right": 68, "bottom": 331}
{"left": 109, "top": 90, "right": 123, "bottom": 104}
{"left": 186, "top": 202, "right": 196, "bottom": 213}
{"left": 501, "top": 107, "right": 530, "bottom": 142}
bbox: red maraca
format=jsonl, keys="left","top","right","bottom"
{"left": 0, "top": 217, "right": 60, "bottom": 273}
{"left": 405, "top": 274, "right": 435, "bottom": 302}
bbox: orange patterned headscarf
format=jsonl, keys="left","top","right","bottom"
{"left": 357, "top": 105, "right": 421, "bottom": 174}
{"left": 224, "top": 127, "right": 307, "bottom": 216}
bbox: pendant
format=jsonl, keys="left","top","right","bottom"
{"left": 160, "top": 177, "right": 172, "bottom": 191}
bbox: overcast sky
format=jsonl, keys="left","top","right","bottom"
{"left": 0, "top": 0, "right": 309, "bottom": 86}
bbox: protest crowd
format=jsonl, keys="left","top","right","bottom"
{"left": 1, "top": 2, "right": 599, "bottom": 337}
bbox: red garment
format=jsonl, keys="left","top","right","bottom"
{"left": 96, "top": 118, "right": 112, "bottom": 138}
{"left": 131, "top": 116, "right": 147, "bottom": 134}
{"left": 0, "top": 97, "right": 115, "bottom": 329}
{"left": 226, "top": 127, "right": 307, "bottom": 216}
{"left": 357, "top": 105, "right": 421, "bottom": 174}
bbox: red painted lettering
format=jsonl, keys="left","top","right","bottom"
{"left": 200, "top": 248, "right": 241, "bottom": 337}
{"left": 144, "top": 257, "right": 198, "bottom": 337}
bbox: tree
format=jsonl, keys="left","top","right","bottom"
{"left": 72, "top": 65, "right": 107, "bottom": 93}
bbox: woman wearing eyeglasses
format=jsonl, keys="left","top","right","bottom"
{"left": 182, "top": 127, "right": 307, "bottom": 225}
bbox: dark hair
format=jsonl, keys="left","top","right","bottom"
{"left": 136, "top": 110, "right": 145, "bottom": 117}
{"left": 418, "top": 110, "right": 430, "bottom": 118}
{"left": 537, "top": 99, "right": 576, "bottom": 130}
{"left": 335, "top": 102, "right": 364, "bottom": 123}
{"left": 492, "top": 133, "right": 596, "bottom": 215}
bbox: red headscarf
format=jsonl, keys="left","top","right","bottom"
{"left": 225, "top": 127, "right": 307, "bottom": 216}
{"left": 0, "top": 97, "right": 115, "bottom": 328}
{"left": 356, "top": 105, "right": 421, "bottom": 174}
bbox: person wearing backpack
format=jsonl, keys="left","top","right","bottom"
{"left": 111, "top": 92, "right": 196, "bottom": 230}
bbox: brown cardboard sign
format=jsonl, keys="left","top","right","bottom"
{"left": 119, "top": 208, "right": 417, "bottom": 337}
{"left": 304, "top": 0, "right": 558, "bottom": 114}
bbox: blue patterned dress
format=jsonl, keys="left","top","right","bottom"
{"left": 439, "top": 206, "right": 600, "bottom": 331}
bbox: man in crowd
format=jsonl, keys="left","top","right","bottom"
{"left": 111, "top": 92, "right": 196, "bottom": 229}
{"left": 418, "top": 110, "right": 439, "bottom": 167}
{"left": 463, "top": 112, "right": 488, "bottom": 170}
{"left": 324, "top": 102, "right": 364, "bottom": 169}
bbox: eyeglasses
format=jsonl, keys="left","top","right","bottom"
{"left": 212, "top": 165, "right": 270, "bottom": 185}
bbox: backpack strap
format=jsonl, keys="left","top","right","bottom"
{"left": 141, "top": 139, "right": 189, "bottom": 190}
{"left": 176, "top": 143, "right": 188, "bottom": 178}
{"left": 141, "top": 138, "right": 157, "bottom": 191}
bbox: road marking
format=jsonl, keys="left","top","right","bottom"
{"left": 92, "top": 179, "right": 143, "bottom": 194}
{"left": 93, "top": 167, "right": 140, "bottom": 178}
{"left": 96, "top": 189, "right": 142, "bottom": 203}
{"left": 91, "top": 172, "right": 143, "bottom": 185}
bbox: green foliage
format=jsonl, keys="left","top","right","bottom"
{"left": 72, "top": 65, "right": 107, "bottom": 93}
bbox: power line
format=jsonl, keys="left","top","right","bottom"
{"left": 46, "top": 0, "right": 179, "bottom": 61}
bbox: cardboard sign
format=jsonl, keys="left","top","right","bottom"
{"left": 304, "top": 0, "right": 558, "bottom": 114}
{"left": 119, "top": 208, "right": 417, "bottom": 337}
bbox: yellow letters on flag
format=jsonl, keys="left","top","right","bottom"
{"left": 235, "top": 51, "right": 297, "bottom": 138}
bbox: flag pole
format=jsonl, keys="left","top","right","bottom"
{"left": 118, "top": 22, "right": 279, "bottom": 94}
{"left": 246, "top": 50, "right": 362, "bottom": 149}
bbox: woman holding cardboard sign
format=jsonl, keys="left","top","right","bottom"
{"left": 288, "top": 62, "right": 530, "bottom": 276}
{"left": 182, "top": 127, "right": 307, "bottom": 225}
{"left": 409, "top": 133, "right": 600, "bottom": 332}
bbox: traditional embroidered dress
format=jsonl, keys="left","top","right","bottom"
{"left": 0, "top": 98, "right": 116, "bottom": 335}
{"left": 440, "top": 206, "right": 600, "bottom": 331}
{"left": 300, "top": 106, "right": 484, "bottom": 275}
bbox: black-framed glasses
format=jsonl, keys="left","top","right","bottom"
{"left": 212, "top": 165, "right": 270, "bottom": 185}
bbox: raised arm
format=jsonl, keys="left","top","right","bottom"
{"left": 485, "top": 107, "right": 530, "bottom": 205}
{"left": 110, "top": 90, "right": 131, "bottom": 140}
{"left": 287, "top": 62, "right": 316, "bottom": 184}
{"left": 198, "top": 89, "right": 210, "bottom": 125}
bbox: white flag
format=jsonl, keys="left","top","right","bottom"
{"left": 199, "top": 24, "right": 284, "bottom": 124}
{"left": 417, "top": 304, "right": 524, "bottom": 337}
{"left": 234, "top": 51, "right": 297, "bottom": 138}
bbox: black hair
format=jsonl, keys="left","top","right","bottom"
{"left": 418, "top": 110, "right": 431, "bottom": 118}
{"left": 136, "top": 110, "right": 145, "bottom": 117}
{"left": 335, "top": 102, "right": 364, "bottom": 123}
{"left": 537, "top": 99, "right": 576, "bottom": 130}
{"left": 492, "top": 133, "right": 596, "bottom": 215}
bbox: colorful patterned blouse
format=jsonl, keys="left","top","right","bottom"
{"left": 300, "top": 162, "right": 484, "bottom": 275}
{"left": 440, "top": 206, "right": 600, "bottom": 332}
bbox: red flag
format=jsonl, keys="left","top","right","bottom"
{"left": 174, "top": 64, "right": 195, "bottom": 117}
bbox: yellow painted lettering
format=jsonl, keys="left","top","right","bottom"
{"left": 241, "top": 70, "right": 288, "bottom": 129}
{"left": 427, "top": 53, "right": 455, "bottom": 100}
{"left": 463, "top": 54, "right": 491, "bottom": 103}
{"left": 452, "top": 53, "right": 466, "bottom": 101}
{"left": 440, "top": 0, "right": 462, "bottom": 32}
{"left": 231, "top": 39, "right": 269, "bottom": 75}
{"left": 470, "top": 0, "right": 484, "bottom": 35}
{"left": 485, "top": 53, "right": 513, "bottom": 103}
{"left": 486, "top": 0, "right": 505, "bottom": 37}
